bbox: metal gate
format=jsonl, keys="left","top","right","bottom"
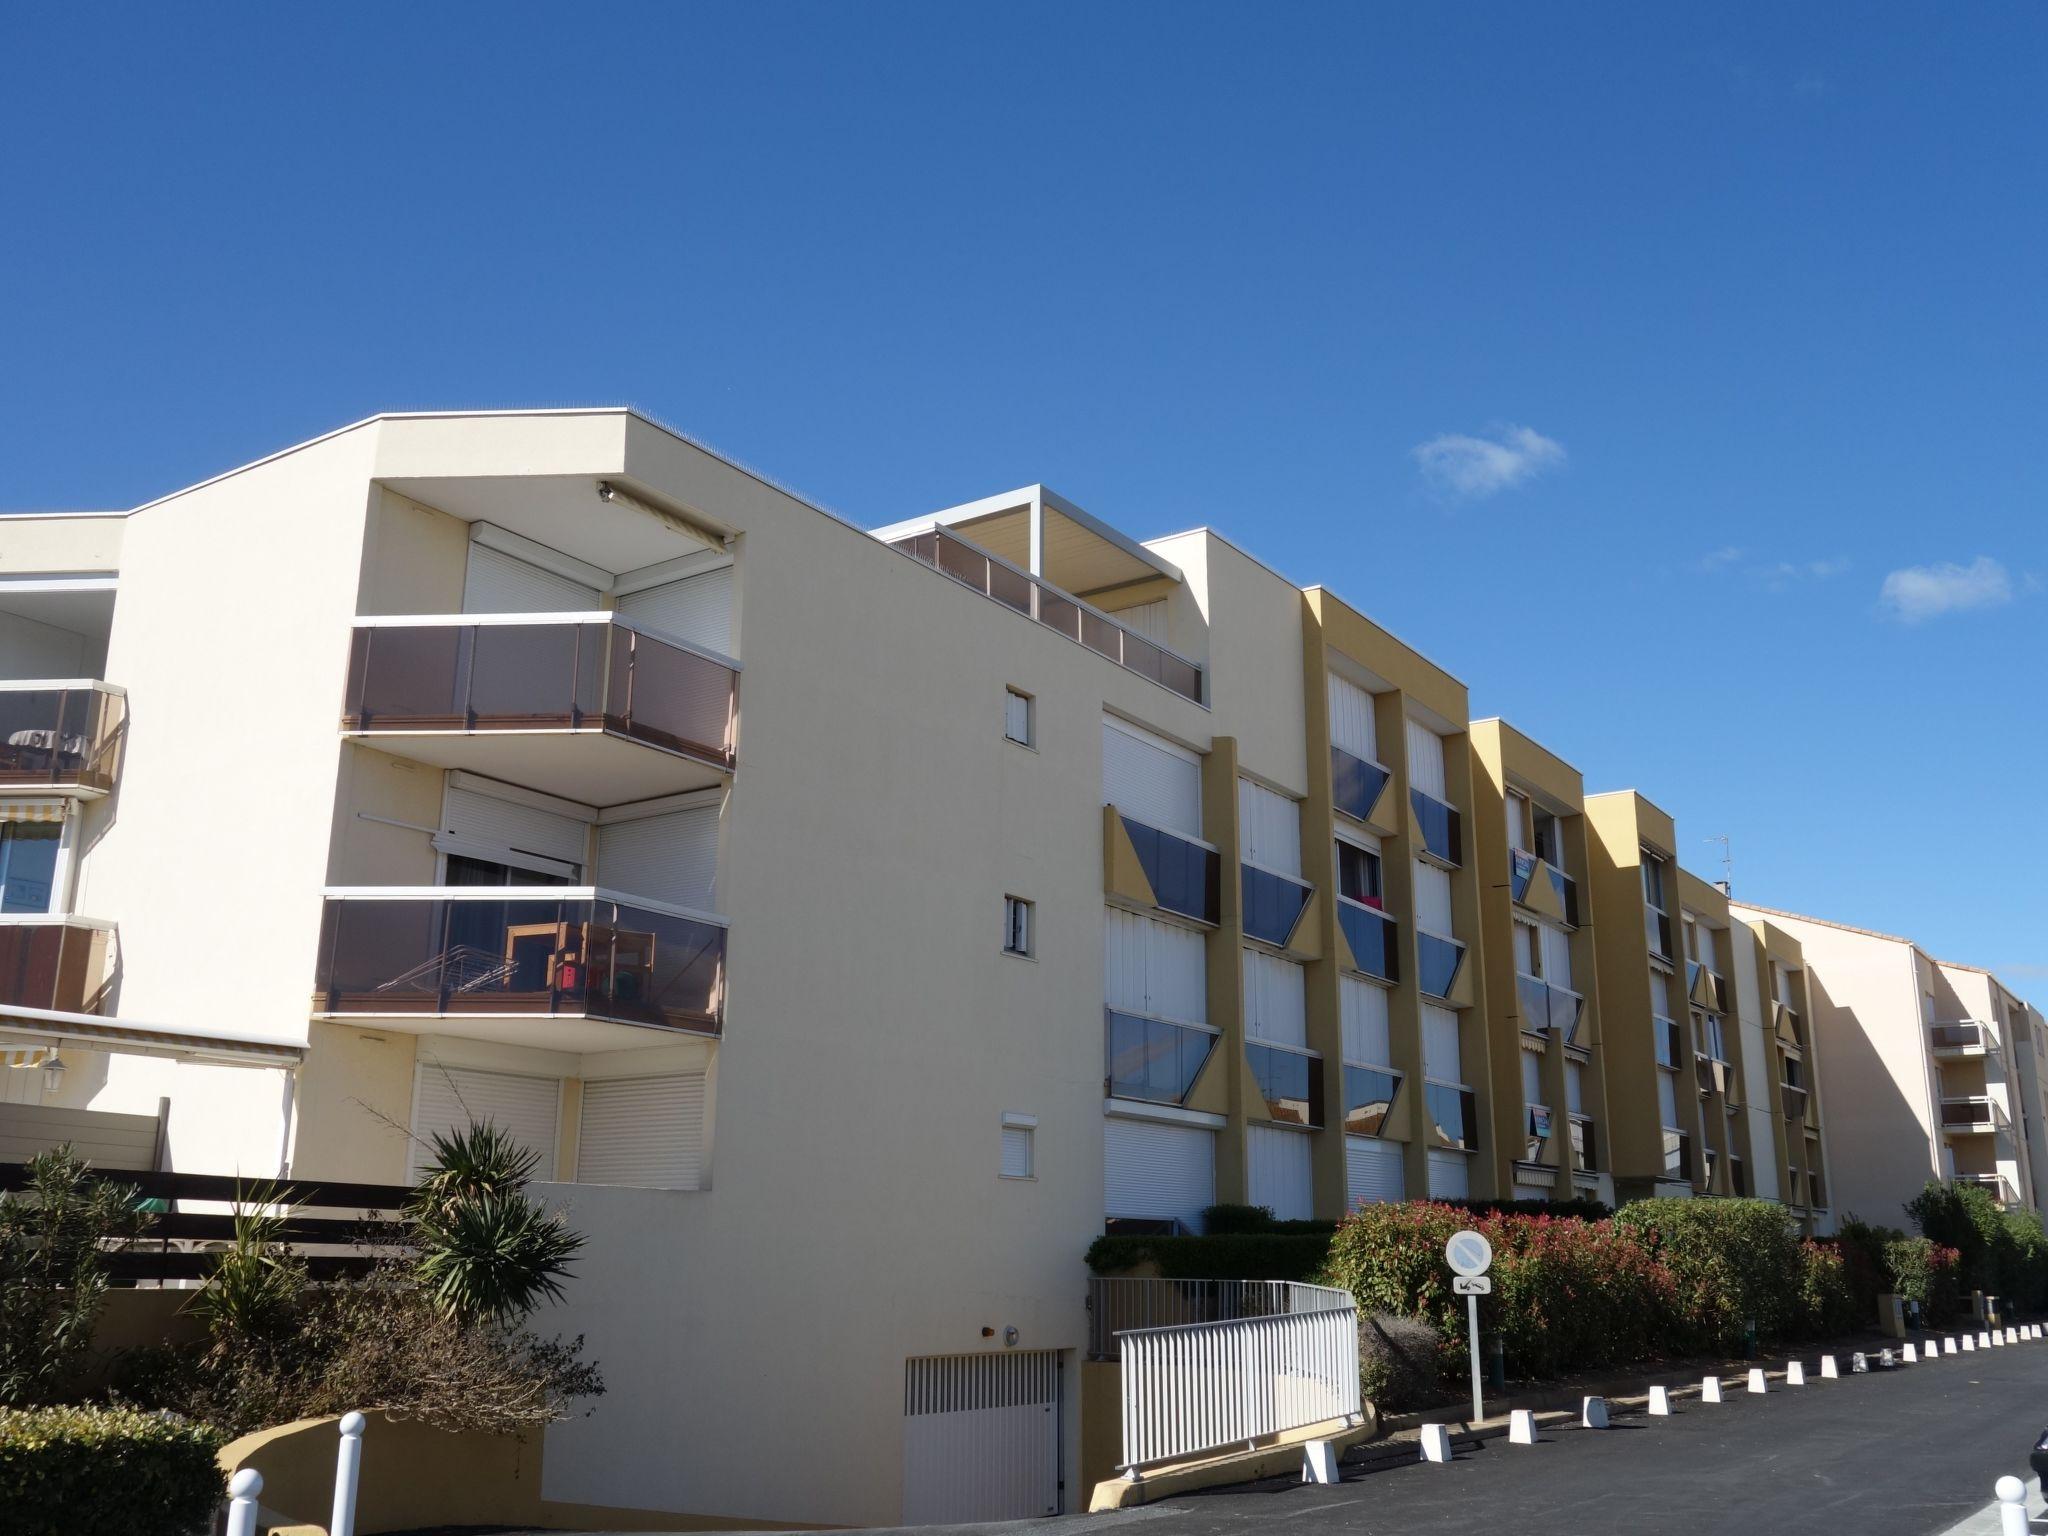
{"left": 902, "top": 1351, "right": 1062, "bottom": 1523}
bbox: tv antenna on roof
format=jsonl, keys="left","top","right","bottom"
{"left": 1704, "top": 835, "right": 1732, "bottom": 896}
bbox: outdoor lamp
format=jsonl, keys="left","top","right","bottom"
{"left": 42, "top": 1052, "right": 66, "bottom": 1097}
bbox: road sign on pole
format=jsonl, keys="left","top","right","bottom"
{"left": 1445, "top": 1230, "right": 1493, "bottom": 1424}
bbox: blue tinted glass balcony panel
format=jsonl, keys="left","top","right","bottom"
{"left": 1547, "top": 866, "right": 1580, "bottom": 928}
{"left": 1331, "top": 747, "right": 1390, "bottom": 825}
{"left": 1343, "top": 1066, "right": 1400, "bottom": 1136}
{"left": 1241, "top": 865, "right": 1312, "bottom": 948}
{"left": 1120, "top": 816, "right": 1220, "bottom": 925}
{"left": 1516, "top": 972, "right": 1550, "bottom": 1034}
{"left": 1548, "top": 985, "right": 1584, "bottom": 1045}
{"left": 1510, "top": 849, "right": 1538, "bottom": 905}
{"left": 1247, "top": 1043, "right": 1324, "bottom": 1128}
{"left": 1105, "top": 1010, "right": 1218, "bottom": 1106}
{"left": 1426, "top": 1083, "right": 1479, "bottom": 1150}
{"left": 1410, "top": 789, "right": 1462, "bottom": 867}
{"left": 1654, "top": 1017, "right": 1682, "bottom": 1068}
{"left": 1417, "top": 931, "right": 1466, "bottom": 1001}
{"left": 1524, "top": 1104, "right": 1553, "bottom": 1162}
{"left": 1337, "top": 900, "right": 1398, "bottom": 983}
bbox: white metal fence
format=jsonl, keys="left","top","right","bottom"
{"left": 1116, "top": 1282, "right": 1359, "bottom": 1473}
{"left": 1089, "top": 1277, "right": 1346, "bottom": 1359}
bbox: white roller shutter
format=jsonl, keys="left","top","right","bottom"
{"left": 1427, "top": 1149, "right": 1470, "bottom": 1199}
{"left": 1104, "top": 908, "right": 1206, "bottom": 1025}
{"left": 1327, "top": 674, "right": 1378, "bottom": 762}
{"left": 1566, "top": 1060, "right": 1585, "bottom": 1116}
{"left": 463, "top": 543, "right": 600, "bottom": 614}
{"left": 411, "top": 1066, "right": 560, "bottom": 1180}
{"left": 1237, "top": 779, "right": 1302, "bottom": 876}
{"left": 1116, "top": 599, "right": 1167, "bottom": 644}
{"left": 1541, "top": 925, "right": 1573, "bottom": 989}
{"left": 1102, "top": 719, "right": 1202, "bottom": 839}
{"left": 1422, "top": 1004, "right": 1462, "bottom": 1082}
{"left": 617, "top": 566, "right": 735, "bottom": 657}
{"left": 1414, "top": 861, "right": 1454, "bottom": 935}
{"left": 1695, "top": 924, "right": 1718, "bottom": 971}
{"left": 1243, "top": 949, "right": 1306, "bottom": 1047}
{"left": 1650, "top": 968, "right": 1672, "bottom": 1017}
{"left": 1346, "top": 1135, "right": 1404, "bottom": 1206}
{"left": 575, "top": 1073, "right": 705, "bottom": 1189}
{"left": 442, "top": 783, "right": 590, "bottom": 873}
{"left": 596, "top": 806, "right": 718, "bottom": 911}
{"left": 1104, "top": 1116, "right": 1215, "bottom": 1231}
{"left": 1247, "top": 1124, "right": 1314, "bottom": 1221}
{"left": 1405, "top": 719, "right": 1447, "bottom": 799}
{"left": 1505, "top": 792, "right": 1530, "bottom": 852}
{"left": 1512, "top": 920, "right": 1539, "bottom": 974}
{"left": 1341, "top": 977, "right": 1391, "bottom": 1066}
{"left": 1657, "top": 1071, "right": 1680, "bottom": 1129}
{"left": 1521, "top": 1049, "right": 1543, "bottom": 1106}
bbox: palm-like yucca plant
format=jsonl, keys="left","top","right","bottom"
{"left": 189, "top": 1180, "right": 305, "bottom": 1344}
{"left": 408, "top": 1121, "right": 583, "bottom": 1330}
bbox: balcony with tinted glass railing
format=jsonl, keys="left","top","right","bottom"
{"left": 1929, "top": 1020, "right": 1995, "bottom": 1057}
{"left": 1247, "top": 1044, "right": 1324, "bottom": 1128}
{"left": 1662, "top": 1128, "right": 1693, "bottom": 1182}
{"left": 1781, "top": 1081, "right": 1809, "bottom": 1126}
{"left": 889, "top": 527, "right": 1203, "bottom": 703}
{"left": 1336, "top": 898, "right": 1398, "bottom": 984}
{"left": 0, "top": 682, "right": 125, "bottom": 798}
{"left": 1521, "top": 1103, "right": 1555, "bottom": 1166}
{"left": 1426, "top": 1081, "right": 1478, "bottom": 1151}
{"left": 1516, "top": 972, "right": 1584, "bottom": 1044}
{"left": 314, "top": 887, "right": 726, "bottom": 1050}
{"left": 1113, "top": 812, "right": 1221, "bottom": 927}
{"left": 1939, "top": 1096, "right": 2009, "bottom": 1135}
{"left": 1685, "top": 961, "right": 1727, "bottom": 1015}
{"left": 341, "top": 613, "right": 738, "bottom": 804}
{"left": 1416, "top": 930, "right": 1468, "bottom": 1003}
{"left": 1955, "top": 1172, "right": 2018, "bottom": 1205}
{"left": 1569, "top": 1115, "right": 1597, "bottom": 1174}
{"left": 0, "top": 915, "right": 115, "bottom": 1016}
{"left": 1343, "top": 1065, "right": 1399, "bottom": 1136}
{"left": 1330, "top": 746, "right": 1393, "bottom": 828}
{"left": 1409, "top": 788, "right": 1461, "bottom": 867}
{"left": 1241, "top": 863, "right": 1313, "bottom": 949}
{"left": 1106, "top": 1010, "right": 1218, "bottom": 1108}
{"left": 1645, "top": 906, "right": 1674, "bottom": 961}
{"left": 1654, "top": 1015, "right": 1683, "bottom": 1069}
{"left": 1509, "top": 849, "right": 1580, "bottom": 929}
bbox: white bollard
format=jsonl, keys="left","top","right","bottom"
{"left": 1820, "top": 1355, "right": 1839, "bottom": 1378}
{"left": 1945, "top": 1336, "right": 1959, "bottom": 1354}
{"left": 1582, "top": 1396, "right": 1609, "bottom": 1429}
{"left": 1420, "top": 1423, "right": 1453, "bottom": 1463}
{"left": 1786, "top": 1360, "right": 1807, "bottom": 1386}
{"left": 1747, "top": 1367, "right": 1768, "bottom": 1394}
{"left": 1701, "top": 1375, "right": 1725, "bottom": 1403}
{"left": 1979, "top": 1331, "right": 1992, "bottom": 1347}
{"left": 1648, "top": 1384, "right": 1672, "bottom": 1416}
{"left": 331, "top": 1411, "right": 366, "bottom": 1536}
{"left": 1993, "top": 1331, "right": 2007, "bottom": 1348}
{"left": 225, "top": 1468, "right": 263, "bottom": 1536}
{"left": 1902, "top": 1343, "right": 1918, "bottom": 1364}
{"left": 2008, "top": 1328, "right": 2019, "bottom": 1344}
{"left": 1964, "top": 1335, "right": 1978, "bottom": 1351}
{"left": 1509, "top": 1408, "right": 1538, "bottom": 1445}
{"left": 1303, "top": 1439, "right": 1340, "bottom": 1484}
{"left": 1996, "top": 1474, "right": 2028, "bottom": 1536}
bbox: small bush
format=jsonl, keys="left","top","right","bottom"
{"left": 1196, "top": 1204, "right": 1335, "bottom": 1237}
{"left": 1885, "top": 1236, "right": 1964, "bottom": 1323}
{"left": 1829, "top": 1216, "right": 1898, "bottom": 1328}
{"left": 1358, "top": 1312, "right": 1442, "bottom": 1412}
{"left": 1795, "top": 1239, "right": 1857, "bottom": 1338}
{"left": 1612, "top": 1198, "right": 1801, "bottom": 1354}
{"left": 0, "top": 1405, "right": 223, "bottom": 1536}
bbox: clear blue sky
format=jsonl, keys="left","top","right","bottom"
{"left": 3, "top": 4, "right": 2041, "bottom": 983}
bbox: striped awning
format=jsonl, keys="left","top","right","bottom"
{"left": 2, "top": 1046, "right": 53, "bottom": 1069}
{"left": 0, "top": 798, "right": 67, "bottom": 825}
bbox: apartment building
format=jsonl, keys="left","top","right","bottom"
{"left": 1467, "top": 719, "right": 1612, "bottom": 1205}
{"left": 0, "top": 409, "right": 1855, "bottom": 1526}
{"left": 1735, "top": 904, "right": 2042, "bottom": 1224}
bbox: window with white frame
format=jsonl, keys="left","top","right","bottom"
{"left": 1336, "top": 831, "right": 1384, "bottom": 907}
{"left": 1005, "top": 688, "right": 1035, "bottom": 747}
{"left": 1003, "top": 896, "right": 1035, "bottom": 957}
{"left": 0, "top": 821, "right": 62, "bottom": 914}
{"left": 1000, "top": 1113, "right": 1036, "bottom": 1179}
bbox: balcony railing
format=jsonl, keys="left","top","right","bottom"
{"left": 1930, "top": 1021, "right": 1994, "bottom": 1055}
{"left": 1516, "top": 973, "right": 1584, "bottom": 1044}
{"left": 1410, "top": 789, "right": 1461, "bottom": 867}
{"left": 1426, "top": 1082, "right": 1478, "bottom": 1151}
{"left": 1509, "top": 850, "right": 1580, "bottom": 928}
{"left": 1774, "top": 1001, "right": 1803, "bottom": 1047}
{"left": 1663, "top": 1128, "right": 1693, "bottom": 1181}
{"left": 341, "top": 614, "right": 738, "bottom": 772}
{"left": 1695, "top": 1054, "right": 1730, "bottom": 1097}
{"left": 1118, "top": 814, "right": 1221, "bottom": 926}
{"left": 1955, "top": 1173, "right": 2018, "bottom": 1205}
{"left": 1646, "top": 907, "right": 1673, "bottom": 961}
{"left": 1939, "top": 1097, "right": 2008, "bottom": 1134}
{"left": 892, "top": 527, "right": 1203, "bottom": 703}
{"left": 0, "top": 682, "right": 124, "bottom": 795}
{"left": 1686, "top": 961, "right": 1727, "bottom": 1015}
{"left": 1331, "top": 746, "right": 1391, "bottom": 825}
{"left": 1782, "top": 1082, "right": 1809, "bottom": 1125}
{"left": 315, "top": 888, "right": 726, "bottom": 1035}
{"left": 1569, "top": 1114, "right": 1597, "bottom": 1173}
{"left": 1087, "top": 1277, "right": 1351, "bottom": 1360}
{"left": 1523, "top": 1103, "right": 1554, "bottom": 1164}
{"left": 1337, "top": 897, "right": 1398, "bottom": 983}
{"left": 1654, "top": 1014, "right": 1683, "bottom": 1068}
{"left": 1247, "top": 1043, "right": 1324, "bottom": 1128}
{"left": 0, "top": 916, "right": 115, "bottom": 1015}
{"left": 1106, "top": 1010, "right": 1218, "bottom": 1108}
{"left": 1416, "top": 930, "right": 1466, "bottom": 1001}
{"left": 1342, "top": 1065, "right": 1399, "bottom": 1136}
{"left": 1241, "top": 864, "right": 1313, "bottom": 948}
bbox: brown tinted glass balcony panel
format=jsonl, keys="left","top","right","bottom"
{"left": 1105, "top": 1010, "right": 1217, "bottom": 1107}
{"left": 0, "top": 685, "right": 123, "bottom": 795}
{"left": 342, "top": 619, "right": 736, "bottom": 773}
{"left": 315, "top": 892, "right": 724, "bottom": 1036}
{"left": 0, "top": 919, "right": 112, "bottom": 1014}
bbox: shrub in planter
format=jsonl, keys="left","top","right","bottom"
{"left": 1612, "top": 1198, "right": 1801, "bottom": 1353}
{"left": 1884, "top": 1236, "right": 1963, "bottom": 1323}
{"left": 1358, "top": 1311, "right": 1443, "bottom": 1412}
{"left": 1795, "top": 1239, "right": 1857, "bottom": 1339}
{"left": 0, "top": 1405, "right": 224, "bottom": 1536}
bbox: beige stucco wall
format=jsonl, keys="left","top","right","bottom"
{"left": 0, "top": 512, "right": 124, "bottom": 574}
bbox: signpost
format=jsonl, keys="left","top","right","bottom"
{"left": 1445, "top": 1230, "right": 1493, "bottom": 1425}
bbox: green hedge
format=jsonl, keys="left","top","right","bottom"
{"left": 1085, "top": 1233, "right": 1333, "bottom": 1281}
{"left": 1611, "top": 1198, "right": 1804, "bottom": 1353}
{"left": 0, "top": 1406, "right": 225, "bottom": 1536}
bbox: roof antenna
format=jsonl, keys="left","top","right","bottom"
{"left": 1704, "top": 835, "right": 1732, "bottom": 897}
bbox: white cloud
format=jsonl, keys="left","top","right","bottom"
{"left": 1879, "top": 556, "right": 2014, "bottom": 623}
{"left": 1757, "top": 556, "right": 1851, "bottom": 591}
{"left": 1412, "top": 425, "right": 1565, "bottom": 501}
{"left": 1698, "top": 546, "right": 1745, "bottom": 572}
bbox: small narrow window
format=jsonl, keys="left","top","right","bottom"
{"left": 1003, "top": 895, "right": 1035, "bottom": 957}
{"left": 1001, "top": 1113, "right": 1037, "bottom": 1179}
{"left": 1004, "top": 688, "right": 1035, "bottom": 747}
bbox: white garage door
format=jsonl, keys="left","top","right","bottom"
{"left": 1346, "top": 1135, "right": 1404, "bottom": 1207}
{"left": 902, "top": 1351, "right": 1061, "bottom": 1523}
{"left": 617, "top": 565, "right": 735, "bottom": 657}
{"left": 411, "top": 1065, "right": 561, "bottom": 1181}
{"left": 575, "top": 1073, "right": 706, "bottom": 1190}
{"left": 1104, "top": 1115, "right": 1214, "bottom": 1232}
